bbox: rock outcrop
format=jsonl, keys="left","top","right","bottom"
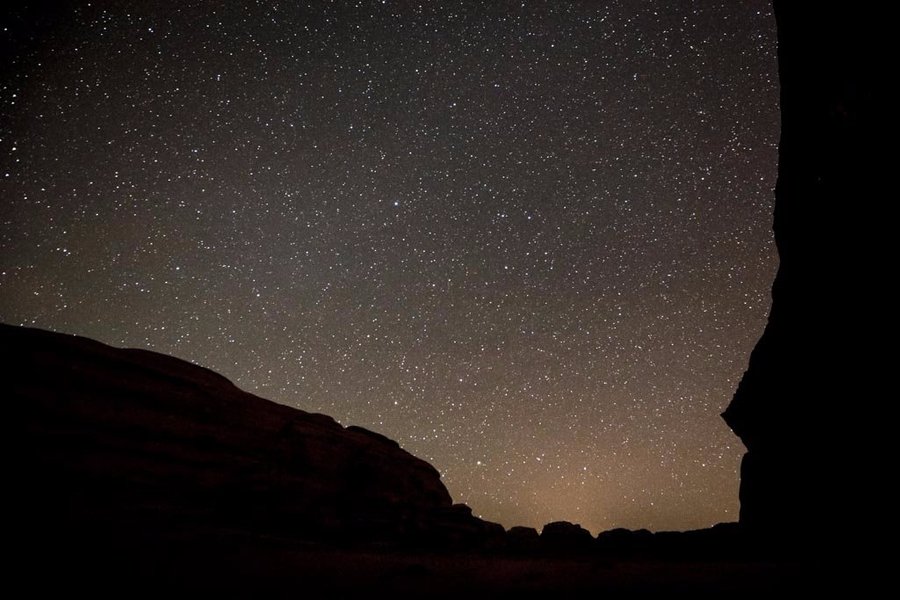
{"left": 506, "top": 526, "right": 541, "bottom": 552}
{"left": 594, "top": 524, "right": 744, "bottom": 559}
{"left": 4, "top": 323, "right": 498, "bottom": 555}
{"left": 722, "top": 1, "right": 882, "bottom": 549}
{"left": 595, "top": 528, "right": 655, "bottom": 554}
{"left": 540, "top": 521, "right": 594, "bottom": 551}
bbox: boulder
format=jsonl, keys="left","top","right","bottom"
{"left": 540, "top": 521, "right": 594, "bottom": 551}
{"left": 506, "top": 526, "right": 541, "bottom": 552}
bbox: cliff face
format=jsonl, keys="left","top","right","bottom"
{"left": 4, "top": 323, "right": 497, "bottom": 553}
{"left": 722, "top": 1, "right": 879, "bottom": 544}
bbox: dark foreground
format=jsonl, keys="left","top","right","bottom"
{"left": 27, "top": 538, "right": 799, "bottom": 598}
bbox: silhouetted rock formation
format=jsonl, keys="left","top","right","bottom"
{"left": 506, "top": 526, "right": 541, "bottom": 552}
{"left": 595, "top": 528, "right": 655, "bottom": 554}
{"left": 4, "top": 323, "right": 807, "bottom": 592}
{"left": 722, "top": 1, "right": 881, "bottom": 551}
{"left": 594, "top": 524, "right": 746, "bottom": 560}
{"left": 541, "top": 521, "right": 594, "bottom": 551}
{"left": 4, "top": 323, "right": 499, "bottom": 558}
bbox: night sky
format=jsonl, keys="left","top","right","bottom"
{"left": 1, "top": 1, "right": 778, "bottom": 533}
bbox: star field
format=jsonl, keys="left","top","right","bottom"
{"left": 0, "top": 1, "right": 778, "bottom": 533}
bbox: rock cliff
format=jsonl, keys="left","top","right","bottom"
{"left": 4, "top": 323, "right": 497, "bottom": 554}
{"left": 722, "top": 1, "right": 882, "bottom": 548}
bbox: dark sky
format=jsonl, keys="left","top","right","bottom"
{"left": 1, "top": 1, "right": 778, "bottom": 533}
